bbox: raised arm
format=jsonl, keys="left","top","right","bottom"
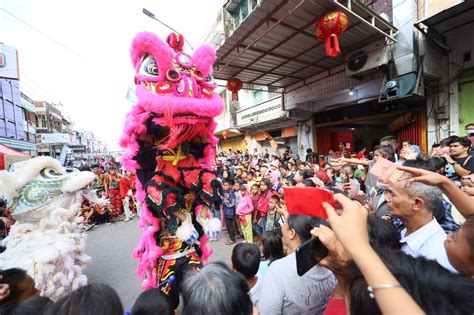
{"left": 397, "top": 166, "right": 474, "bottom": 218}
{"left": 323, "top": 194, "right": 424, "bottom": 315}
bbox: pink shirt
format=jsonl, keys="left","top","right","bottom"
{"left": 236, "top": 195, "right": 254, "bottom": 216}
{"left": 257, "top": 191, "right": 272, "bottom": 217}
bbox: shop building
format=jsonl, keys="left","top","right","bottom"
{"left": 210, "top": 0, "right": 471, "bottom": 156}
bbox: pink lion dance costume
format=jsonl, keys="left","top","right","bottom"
{"left": 120, "top": 32, "right": 223, "bottom": 307}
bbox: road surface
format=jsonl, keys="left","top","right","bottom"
{"left": 83, "top": 217, "right": 234, "bottom": 309}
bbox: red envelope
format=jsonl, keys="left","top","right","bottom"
{"left": 283, "top": 187, "right": 334, "bottom": 218}
{"left": 369, "top": 158, "right": 404, "bottom": 183}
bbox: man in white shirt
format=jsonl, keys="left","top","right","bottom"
{"left": 384, "top": 178, "right": 457, "bottom": 272}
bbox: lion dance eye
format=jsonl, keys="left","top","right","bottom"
{"left": 139, "top": 54, "right": 159, "bottom": 77}
{"left": 40, "top": 168, "right": 63, "bottom": 179}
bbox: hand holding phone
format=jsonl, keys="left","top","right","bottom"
{"left": 296, "top": 236, "right": 328, "bottom": 276}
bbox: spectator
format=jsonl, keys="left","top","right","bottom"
{"left": 0, "top": 268, "right": 40, "bottom": 314}
{"left": 445, "top": 136, "right": 474, "bottom": 183}
{"left": 258, "top": 215, "right": 336, "bottom": 315}
{"left": 181, "top": 262, "right": 253, "bottom": 315}
{"left": 130, "top": 288, "right": 173, "bottom": 315}
{"left": 384, "top": 177, "right": 457, "bottom": 272}
{"left": 232, "top": 243, "right": 262, "bottom": 307}
{"left": 257, "top": 178, "right": 273, "bottom": 232}
{"left": 258, "top": 230, "right": 284, "bottom": 278}
{"left": 379, "top": 135, "right": 399, "bottom": 161}
{"left": 465, "top": 123, "right": 474, "bottom": 156}
{"left": 265, "top": 195, "right": 282, "bottom": 231}
{"left": 223, "top": 180, "right": 237, "bottom": 245}
{"left": 305, "top": 148, "right": 319, "bottom": 165}
{"left": 120, "top": 171, "right": 136, "bottom": 222}
{"left": 293, "top": 169, "right": 314, "bottom": 184}
{"left": 236, "top": 184, "right": 254, "bottom": 244}
{"left": 45, "top": 284, "right": 123, "bottom": 315}
{"left": 10, "top": 296, "right": 52, "bottom": 315}
{"left": 346, "top": 248, "right": 474, "bottom": 315}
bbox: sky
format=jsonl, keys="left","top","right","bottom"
{"left": 0, "top": 0, "right": 226, "bottom": 150}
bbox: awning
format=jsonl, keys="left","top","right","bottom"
{"left": 414, "top": 1, "right": 474, "bottom": 52}
{"left": 214, "top": 0, "right": 397, "bottom": 88}
{"left": 214, "top": 128, "right": 243, "bottom": 139}
{"left": 0, "top": 144, "right": 30, "bottom": 157}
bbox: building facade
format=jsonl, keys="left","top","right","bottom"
{"left": 209, "top": 0, "right": 474, "bottom": 157}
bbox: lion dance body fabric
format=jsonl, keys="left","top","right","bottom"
{"left": 0, "top": 157, "right": 105, "bottom": 301}
{"left": 120, "top": 32, "right": 223, "bottom": 306}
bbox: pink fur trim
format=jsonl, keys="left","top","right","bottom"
{"left": 130, "top": 32, "right": 174, "bottom": 81}
{"left": 135, "top": 86, "right": 223, "bottom": 118}
{"left": 192, "top": 44, "right": 216, "bottom": 77}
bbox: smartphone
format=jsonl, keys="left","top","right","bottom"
{"left": 295, "top": 236, "right": 328, "bottom": 276}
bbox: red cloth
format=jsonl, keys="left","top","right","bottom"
{"left": 283, "top": 187, "right": 334, "bottom": 219}
{"left": 323, "top": 291, "right": 347, "bottom": 315}
{"left": 120, "top": 177, "right": 131, "bottom": 198}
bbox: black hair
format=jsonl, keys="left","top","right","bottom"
{"left": 448, "top": 136, "right": 471, "bottom": 148}
{"left": 261, "top": 230, "right": 284, "bottom": 263}
{"left": 346, "top": 248, "right": 474, "bottom": 315}
{"left": 231, "top": 243, "right": 261, "bottom": 280}
{"left": 432, "top": 143, "right": 441, "bottom": 148}
{"left": 287, "top": 215, "right": 330, "bottom": 244}
{"left": 379, "top": 135, "right": 398, "bottom": 145}
{"left": 366, "top": 215, "right": 401, "bottom": 250}
{"left": 306, "top": 148, "right": 313, "bottom": 153}
{"left": 402, "top": 158, "right": 436, "bottom": 172}
{"left": 131, "top": 288, "right": 173, "bottom": 315}
{"left": 374, "top": 145, "right": 395, "bottom": 162}
{"left": 182, "top": 262, "right": 252, "bottom": 315}
{"left": 297, "top": 169, "right": 314, "bottom": 179}
{"left": 261, "top": 178, "right": 272, "bottom": 189}
{"left": 429, "top": 157, "right": 447, "bottom": 171}
{"left": 222, "top": 179, "right": 233, "bottom": 186}
{"left": 0, "top": 268, "right": 28, "bottom": 304}
{"left": 300, "top": 178, "right": 317, "bottom": 187}
{"left": 10, "top": 297, "right": 52, "bottom": 315}
{"left": 44, "top": 284, "right": 123, "bottom": 315}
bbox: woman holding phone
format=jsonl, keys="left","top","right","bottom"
{"left": 257, "top": 215, "right": 336, "bottom": 315}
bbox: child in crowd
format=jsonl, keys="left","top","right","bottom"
{"left": 257, "top": 178, "right": 273, "bottom": 233}
{"left": 130, "top": 288, "right": 174, "bottom": 315}
{"left": 258, "top": 230, "right": 285, "bottom": 278}
{"left": 265, "top": 195, "right": 283, "bottom": 231}
{"left": 231, "top": 243, "right": 262, "bottom": 307}
{"left": 236, "top": 185, "right": 254, "bottom": 244}
{"left": 233, "top": 181, "right": 242, "bottom": 207}
{"left": 222, "top": 180, "right": 237, "bottom": 245}
{"left": 0, "top": 268, "right": 41, "bottom": 314}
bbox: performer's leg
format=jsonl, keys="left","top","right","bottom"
{"left": 225, "top": 217, "right": 236, "bottom": 242}
{"left": 123, "top": 197, "right": 131, "bottom": 220}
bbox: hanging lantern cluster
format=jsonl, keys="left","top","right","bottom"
{"left": 314, "top": 11, "right": 348, "bottom": 57}
{"left": 221, "top": 129, "right": 229, "bottom": 139}
{"left": 226, "top": 77, "right": 243, "bottom": 101}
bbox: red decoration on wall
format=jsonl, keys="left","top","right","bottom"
{"left": 226, "top": 78, "right": 243, "bottom": 101}
{"left": 314, "top": 11, "right": 349, "bottom": 57}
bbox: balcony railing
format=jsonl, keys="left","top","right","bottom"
{"left": 236, "top": 96, "right": 285, "bottom": 127}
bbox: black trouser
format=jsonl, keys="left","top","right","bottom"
{"left": 91, "top": 211, "right": 109, "bottom": 224}
{"left": 225, "top": 217, "right": 236, "bottom": 241}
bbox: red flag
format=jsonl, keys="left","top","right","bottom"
{"left": 283, "top": 187, "right": 334, "bottom": 219}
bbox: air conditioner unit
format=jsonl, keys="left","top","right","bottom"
{"left": 346, "top": 42, "right": 390, "bottom": 77}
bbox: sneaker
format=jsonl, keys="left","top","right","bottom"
{"left": 124, "top": 218, "right": 130, "bottom": 222}
{"left": 130, "top": 213, "right": 136, "bottom": 218}
{"left": 84, "top": 224, "right": 96, "bottom": 231}
{"left": 225, "top": 239, "right": 236, "bottom": 245}
{"left": 106, "top": 222, "right": 112, "bottom": 225}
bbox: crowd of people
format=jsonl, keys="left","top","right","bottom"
{"left": 1, "top": 127, "right": 474, "bottom": 314}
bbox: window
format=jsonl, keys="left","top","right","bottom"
{"left": 6, "top": 121, "right": 16, "bottom": 138}
{"left": 14, "top": 105, "right": 24, "bottom": 122}
{"left": 253, "top": 89, "right": 263, "bottom": 104}
{"left": 3, "top": 101, "right": 15, "bottom": 121}
{"left": 2, "top": 81, "right": 12, "bottom": 103}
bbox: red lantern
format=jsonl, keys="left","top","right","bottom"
{"left": 226, "top": 78, "right": 243, "bottom": 101}
{"left": 222, "top": 130, "right": 229, "bottom": 139}
{"left": 314, "top": 11, "right": 348, "bottom": 57}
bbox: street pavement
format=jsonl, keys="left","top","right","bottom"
{"left": 83, "top": 217, "right": 235, "bottom": 309}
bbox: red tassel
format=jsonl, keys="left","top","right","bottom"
{"left": 232, "top": 91, "right": 238, "bottom": 101}
{"left": 325, "top": 34, "right": 341, "bottom": 57}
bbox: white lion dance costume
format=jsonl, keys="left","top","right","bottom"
{"left": 0, "top": 157, "right": 104, "bottom": 301}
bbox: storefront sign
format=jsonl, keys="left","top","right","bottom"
{"left": 0, "top": 45, "right": 19, "bottom": 80}
{"left": 39, "top": 133, "right": 69, "bottom": 144}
